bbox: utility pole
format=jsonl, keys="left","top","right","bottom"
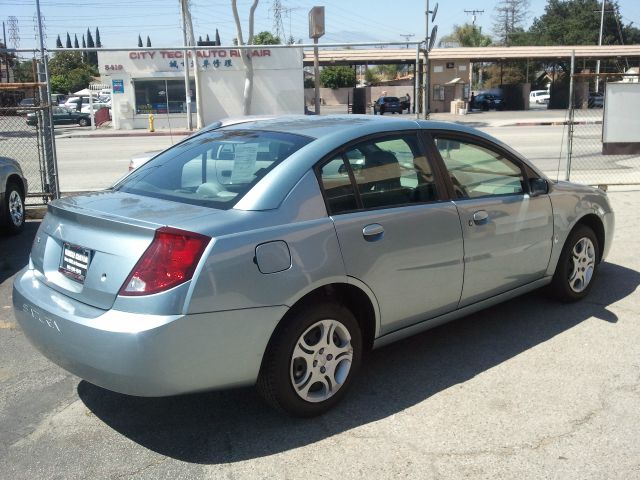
{"left": 400, "top": 33, "right": 415, "bottom": 48}
{"left": 464, "top": 9, "right": 484, "bottom": 25}
{"left": 424, "top": 0, "right": 429, "bottom": 118}
{"left": 35, "top": 0, "right": 59, "bottom": 199}
{"left": 2, "top": 22, "right": 10, "bottom": 82}
{"left": 181, "top": 0, "right": 203, "bottom": 129}
{"left": 180, "top": 0, "right": 193, "bottom": 130}
{"left": 595, "top": 0, "right": 605, "bottom": 92}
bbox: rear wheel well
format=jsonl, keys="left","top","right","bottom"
{"left": 268, "top": 284, "right": 377, "bottom": 356}
{"left": 574, "top": 214, "right": 605, "bottom": 262}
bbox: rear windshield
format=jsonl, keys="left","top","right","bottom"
{"left": 114, "top": 129, "right": 312, "bottom": 209}
{"left": 384, "top": 97, "right": 400, "bottom": 102}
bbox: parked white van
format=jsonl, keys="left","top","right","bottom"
{"left": 530, "top": 90, "right": 550, "bottom": 104}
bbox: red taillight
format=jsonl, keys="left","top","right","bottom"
{"left": 119, "top": 227, "right": 210, "bottom": 296}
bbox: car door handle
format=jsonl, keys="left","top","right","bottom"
{"left": 362, "top": 223, "right": 384, "bottom": 241}
{"left": 472, "top": 210, "right": 489, "bottom": 225}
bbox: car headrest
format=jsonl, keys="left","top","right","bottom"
{"left": 365, "top": 150, "right": 399, "bottom": 168}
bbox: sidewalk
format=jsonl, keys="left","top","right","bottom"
{"left": 54, "top": 108, "right": 602, "bottom": 139}
{"left": 428, "top": 109, "right": 602, "bottom": 128}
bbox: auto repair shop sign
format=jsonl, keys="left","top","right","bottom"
{"left": 98, "top": 48, "right": 301, "bottom": 75}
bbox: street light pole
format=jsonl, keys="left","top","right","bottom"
{"left": 423, "top": 0, "right": 429, "bottom": 119}
{"left": 595, "top": 0, "right": 605, "bottom": 92}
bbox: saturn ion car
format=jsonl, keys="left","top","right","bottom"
{"left": 13, "top": 115, "right": 613, "bottom": 417}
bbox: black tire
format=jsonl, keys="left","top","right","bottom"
{"left": 78, "top": 118, "right": 89, "bottom": 127}
{"left": 550, "top": 225, "right": 599, "bottom": 302}
{"left": 2, "top": 181, "right": 25, "bottom": 234}
{"left": 257, "top": 302, "right": 363, "bottom": 417}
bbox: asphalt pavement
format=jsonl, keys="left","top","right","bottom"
{"left": 0, "top": 189, "right": 639, "bottom": 479}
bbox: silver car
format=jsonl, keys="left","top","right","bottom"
{"left": 1, "top": 156, "right": 28, "bottom": 234}
{"left": 13, "top": 116, "right": 614, "bottom": 417}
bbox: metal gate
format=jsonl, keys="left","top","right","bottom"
{"left": 0, "top": 67, "right": 58, "bottom": 205}
{"left": 567, "top": 70, "right": 640, "bottom": 185}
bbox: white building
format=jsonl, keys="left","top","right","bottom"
{"left": 98, "top": 48, "right": 304, "bottom": 130}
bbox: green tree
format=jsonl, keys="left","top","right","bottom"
{"left": 439, "top": 24, "right": 492, "bottom": 47}
{"left": 146, "top": 36, "right": 152, "bottom": 47}
{"left": 95, "top": 27, "right": 102, "bottom": 48}
{"left": 251, "top": 31, "right": 281, "bottom": 45}
{"left": 65, "top": 32, "right": 72, "bottom": 48}
{"left": 48, "top": 51, "right": 97, "bottom": 93}
{"left": 50, "top": 68, "right": 94, "bottom": 94}
{"left": 528, "top": 0, "right": 632, "bottom": 46}
{"left": 86, "top": 28, "right": 97, "bottom": 66}
{"left": 56, "top": 35, "right": 63, "bottom": 48}
{"left": 82, "top": 35, "right": 87, "bottom": 64}
{"left": 13, "top": 60, "right": 35, "bottom": 83}
{"left": 493, "top": 0, "right": 529, "bottom": 45}
{"left": 320, "top": 66, "right": 356, "bottom": 89}
{"left": 364, "top": 68, "right": 380, "bottom": 85}
{"left": 372, "top": 64, "right": 402, "bottom": 81}
{"left": 138, "top": 35, "right": 143, "bottom": 47}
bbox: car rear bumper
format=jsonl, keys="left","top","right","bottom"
{"left": 13, "top": 267, "right": 287, "bottom": 396}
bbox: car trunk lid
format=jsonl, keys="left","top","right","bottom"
{"left": 30, "top": 191, "right": 217, "bottom": 310}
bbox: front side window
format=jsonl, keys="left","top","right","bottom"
{"left": 434, "top": 137, "right": 524, "bottom": 199}
{"left": 115, "top": 129, "right": 312, "bottom": 209}
{"left": 317, "top": 134, "right": 438, "bottom": 214}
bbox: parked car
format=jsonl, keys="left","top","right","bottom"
{"left": 589, "top": 92, "right": 604, "bottom": 108}
{"left": 529, "top": 90, "right": 550, "bottom": 105}
{"left": 472, "top": 93, "right": 505, "bottom": 111}
{"left": 80, "top": 102, "right": 111, "bottom": 115}
{"left": 0, "top": 156, "right": 28, "bottom": 234}
{"left": 373, "top": 96, "right": 403, "bottom": 115}
{"left": 16, "top": 97, "right": 38, "bottom": 115}
{"left": 63, "top": 96, "right": 94, "bottom": 111}
{"left": 50, "top": 93, "right": 68, "bottom": 105}
{"left": 26, "top": 106, "right": 92, "bottom": 127}
{"left": 13, "top": 115, "right": 614, "bottom": 417}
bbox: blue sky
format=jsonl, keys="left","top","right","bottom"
{"left": 3, "top": 0, "right": 640, "bottom": 51}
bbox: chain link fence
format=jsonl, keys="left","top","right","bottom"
{"left": 0, "top": 62, "right": 57, "bottom": 205}
{"left": 567, "top": 72, "right": 640, "bottom": 185}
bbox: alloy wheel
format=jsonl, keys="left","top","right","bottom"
{"left": 8, "top": 190, "right": 24, "bottom": 227}
{"left": 290, "top": 319, "right": 353, "bottom": 403}
{"left": 568, "top": 237, "right": 596, "bottom": 293}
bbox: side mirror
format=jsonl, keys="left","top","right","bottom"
{"left": 529, "top": 178, "right": 549, "bottom": 196}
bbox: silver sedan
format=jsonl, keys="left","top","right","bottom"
{"left": 13, "top": 115, "right": 614, "bottom": 417}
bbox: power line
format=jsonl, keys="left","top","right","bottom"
{"left": 400, "top": 33, "right": 415, "bottom": 48}
{"left": 464, "top": 9, "right": 484, "bottom": 25}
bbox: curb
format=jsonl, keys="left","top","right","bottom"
{"left": 57, "top": 131, "right": 191, "bottom": 139}
{"left": 511, "top": 120, "right": 602, "bottom": 127}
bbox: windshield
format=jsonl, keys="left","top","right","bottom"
{"left": 384, "top": 97, "right": 400, "bottom": 102}
{"left": 114, "top": 129, "right": 312, "bottom": 210}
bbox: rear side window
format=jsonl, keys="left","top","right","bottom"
{"left": 317, "top": 133, "right": 439, "bottom": 214}
{"left": 115, "top": 130, "right": 312, "bottom": 209}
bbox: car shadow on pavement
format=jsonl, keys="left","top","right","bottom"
{"left": 78, "top": 261, "right": 638, "bottom": 465}
{"left": 0, "top": 221, "right": 40, "bottom": 284}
